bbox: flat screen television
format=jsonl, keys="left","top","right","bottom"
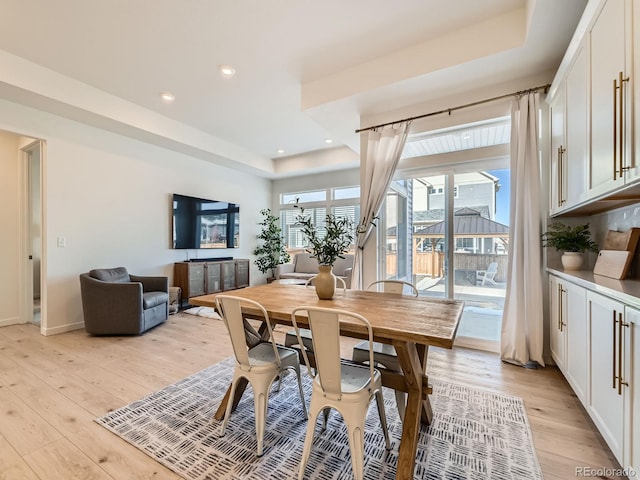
{"left": 172, "top": 193, "right": 239, "bottom": 249}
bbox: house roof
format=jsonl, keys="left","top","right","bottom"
{"left": 415, "top": 208, "right": 509, "bottom": 238}
{"left": 414, "top": 206, "right": 492, "bottom": 223}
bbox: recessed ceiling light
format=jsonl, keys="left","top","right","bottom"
{"left": 277, "top": 149, "right": 285, "bottom": 154}
{"left": 324, "top": 138, "right": 333, "bottom": 144}
{"left": 219, "top": 65, "right": 236, "bottom": 78}
{"left": 160, "top": 92, "right": 175, "bottom": 102}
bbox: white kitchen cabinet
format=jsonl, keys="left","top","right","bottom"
{"left": 549, "top": 45, "right": 588, "bottom": 217}
{"left": 565, "top": 281, "right": 588, "bottom": 403}
{"left": 549, "top": 86, "right": 565, "bottom": 215}
{"left": 564, "top": 44, "right": 589, "bottom": 208}
{"left": 549, "top": 275, "right": 566, "bottom": 369}
{"left": 549, "top": 275, "right": 588, "bottom": 402}
{"left": 589, "top": 0, "right": 632, "bottom": 197}
{"left": 587, "top": 290, "right": 626, "bottom": 462}
{"left": 632, "top": 0, "right": 640, "bottom": 183}
{"left": 624, "top": 306, "right": 639, "bottom": 473}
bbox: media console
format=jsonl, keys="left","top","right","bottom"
{"left": 188, "top": 257, "right": 233, "bottom": 262}
{"left": 174, "top": 259, "right": 249, "bottom": 306}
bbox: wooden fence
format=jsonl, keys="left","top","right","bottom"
{"left": 386, "top": 252, "right": 507, "bottom": 282}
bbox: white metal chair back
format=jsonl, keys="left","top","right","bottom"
{"left": 368, "top": 279, "right": 418, "bottom": 297}
{"left": 215, "top": 295, "right": 280, "bottom": 371}
{"left": 291, "top": 306, "right": 375, "bottom": 401}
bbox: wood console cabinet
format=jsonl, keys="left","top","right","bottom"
{"left": 174, "top": 259, "right": 250, "bottom": 302}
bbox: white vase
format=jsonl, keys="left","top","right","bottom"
{"left": 561, "top": 252, "right": 584, "bottom": 271}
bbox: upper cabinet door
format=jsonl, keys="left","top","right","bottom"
{"left": 549, "top": 86, "right": 565, "bottom": 216}
{"left": 565, "top": 44, "right": 589, "bottom": 208}
{"left": 631, "top": 0, "right": 640, "bottom": 183}
{"left": 589, "top": 0, "right": 630, "bottom": 197}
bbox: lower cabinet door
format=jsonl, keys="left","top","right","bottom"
{"left": 187, "top": 264, "right": 205, "bottom": 297}
{"left": 624, "top": 306, "right": 639, "bottom": 472}
{"left": 565, "top": 281, "right": 587, "bottom": 403}
{"left": 205, "top": 262, "right": 222, "bottom": 294}
{"left": 549, "top": 276, "right": 566, "bottom": 371}
{"left": 588, "top": 290, "right": 625, "bottom": 462}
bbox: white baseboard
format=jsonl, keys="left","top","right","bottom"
{"left": 0, "top": 317, "right": 23, "bottom": 327}
{"left": 41, "top": 321, "right": 84, "bottom": 336}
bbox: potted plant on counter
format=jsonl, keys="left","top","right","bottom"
{"left": 542, "top": 222, "right": 599, "bottom": 271}
{"left": 297, "top": 213, "right": 354, "bottom": 299}
{"left": 253, "top": 209, "right": 290, "bottom": 281}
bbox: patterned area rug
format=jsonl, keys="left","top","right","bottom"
{"left": 96, "top": 358, "right": 542, "bottom": 480}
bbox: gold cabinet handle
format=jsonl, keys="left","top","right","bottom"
{"left": 614, "top": 72, "right": 631, "bottom": 181}
{"left": 614, "top": 77, "right": 618, "bottom": 181}
{"left": 613, "top": 310, "right": 618, "bottom": 390}
{"left": 619, "top": 72, "right": 630, "bottom": 177}
{"left": 558, "top": 284, "right": 564, "bottom": 331}
{"left": 618, "top": 314, "right": 630, "bottom": 395}
{"left": 558, "top": 146, "right": 566, "bottom": 206}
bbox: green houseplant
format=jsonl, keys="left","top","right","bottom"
{"left": 297, "top": 213, "right": 354, "bottom": 298}
{"left": 542, "top": 222, "right": 599, "bottom": 271}
{"left": 253, "top": 209, "right": 290, "bottom": 280}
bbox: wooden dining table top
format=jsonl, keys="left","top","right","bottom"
{"left": 190, "top": 283, "right": 464, "bottom": 349}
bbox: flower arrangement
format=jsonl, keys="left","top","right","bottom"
{"left": 541, "top": 222, "right": 599, "bottom": 253}
{"left": 297, "top": 213, "right": 354, "bottom": 266}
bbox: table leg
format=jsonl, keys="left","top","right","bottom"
{"left": 416, "top": 344, "right": 433, "bottom": 424}
{"left": 393, "top": 340, "right": 427, "bottom": 480}
{"left": 214, "top": 377, "right": 249, "bottom": 420}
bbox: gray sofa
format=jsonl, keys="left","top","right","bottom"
{"left": 79, "top": 267, "right": 169, "bottom": 335}
{"left": 275, "top": 253, "right": 354, "bottom": 288}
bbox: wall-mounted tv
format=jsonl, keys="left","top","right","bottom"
{"left": 172, "top": 193, "right": 239, "bottom": 249}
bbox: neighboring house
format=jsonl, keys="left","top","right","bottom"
{"left": 386, "top": 173, "right": 506, "bottom": 255}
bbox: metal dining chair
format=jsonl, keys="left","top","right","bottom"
{"left": 351, "top": 280, "right": 419, "bottom": 421}
{"left": 215, "top": 295, "right": 308, "bottom": 456}
{"left": 291, "top": 306, "right": 391, "bottom": 480}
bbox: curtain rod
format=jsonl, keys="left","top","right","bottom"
{"left": 355, "top": 83, "right": 551, "bottom": 134}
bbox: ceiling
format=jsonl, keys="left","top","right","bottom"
{"left": 0, "top": 0, "right": 587, "bottom": 178}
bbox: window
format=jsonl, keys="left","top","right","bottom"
{"left": 281, "top": 190, "right": 326, "bottom": 205}
{"left": 279, "top": 186, "right": 360, "bottom": 252}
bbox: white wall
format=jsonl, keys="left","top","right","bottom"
{"left": 0, "top": 130, "right": 20, "bottom": 325}
{"left": 0, "top": 99, "right": 270, "bottom": 335}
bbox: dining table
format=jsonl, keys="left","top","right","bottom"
{"left": 190, "top": 283, "right": 464, "bottom": 480}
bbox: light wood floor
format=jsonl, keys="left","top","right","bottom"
{"left": 0, "top": 312, "right": 622, "bottom": 480}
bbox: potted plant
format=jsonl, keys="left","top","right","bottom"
{"left": 253, "top": 209, "right": 290, "bottom": 281}
{"left": 542, "top": 222, "right": 599, "bottom": 271}
{"left": 297, "top": 213, "right": 354, "bottom": 299}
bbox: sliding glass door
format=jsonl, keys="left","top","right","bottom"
{"left": 381, "top": 169, "right": 509, "bottom": 351}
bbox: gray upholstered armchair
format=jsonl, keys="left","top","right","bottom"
{"left": 79, "top": 267, "right": 169, "bottom": 335}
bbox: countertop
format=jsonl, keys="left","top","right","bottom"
{"left": 547, "top": 268, "right": 640, "bottom": 310}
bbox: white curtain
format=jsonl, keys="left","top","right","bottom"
{"left": 352, "top": 122, "right": 410, "bottom": 290}
{"left": 501, "top": 92, "right": 545, "bottom": 367}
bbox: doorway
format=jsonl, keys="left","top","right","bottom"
{"left": 22, "top": 140, "right": 43, "bottom": 327}
{"left": 381, "top": 169, "right": 509, "bottom": 351}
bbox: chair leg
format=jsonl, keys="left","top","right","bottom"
{"left": 291, "top": 365, "right": 308, "bottom": 419}
{"left": 321, "top": 407, "right": 330, "bottom": 431}
{"left": 254, "top": 388, "right": 269, "bottom": 456}
{"left": 220, "top": 374, "right": 240, "bottom": 436}
{"left": 375, "top": 390, "right": 391, "bottom": 450}
{"left": 298, "top": 406, "right": 321, "bottom": 480}
{"left": 346, "top": 420, "right": 366, "bottom": 480}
